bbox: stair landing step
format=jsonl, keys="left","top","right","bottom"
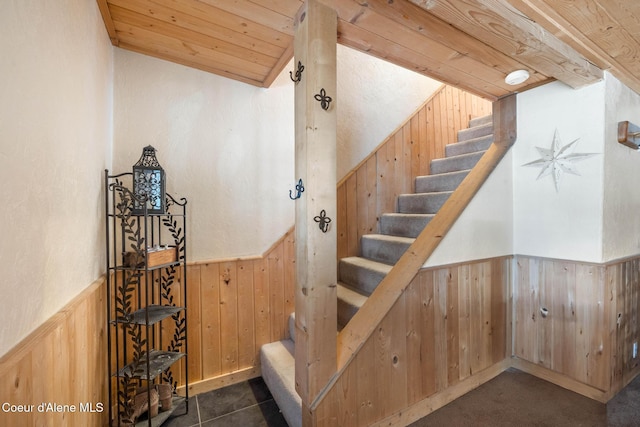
{"left": 260, "top": 339, "right": 301, "bottom": 427}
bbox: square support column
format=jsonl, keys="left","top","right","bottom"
{"left": 293, "top": 0, "right": 338, "bottom": 414}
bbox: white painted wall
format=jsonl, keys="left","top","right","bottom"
{"left": 513, "top": 81, "right": 605, "bottom": 262}
{"left": 603, "top": 73, "right": 640, "bottom": 261}
{"left": 113, "top": 46, "right": 440, "bottom": 261}
{"left": 0, "top": 0, "right": 113, "bottom": 357}
{"left": 113, "top": 50, "right": 295, "bottom": 260}
{"left": 336, "top": 46, "right": 443, "bottom": 180}
{"left": 426, "top": 151, "right": 514, "bottom": 267}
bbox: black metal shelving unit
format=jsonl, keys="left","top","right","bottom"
{"left": 105, "top": 170, "right": 189, "bottom": 427}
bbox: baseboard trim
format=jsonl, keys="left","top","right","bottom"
{"left": 511, "top": 357, "right": 608, "bottom": 403}
{"left": 176, "top": 366, "right": 261, "bottom": 396}
{"left": 371, "top": 359, "right": 510, "bottom": 427}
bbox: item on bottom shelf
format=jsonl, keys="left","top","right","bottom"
{"left": 125, "top": 387, "right": 159, "bottom": 425}
{"left": 156, "top": 383, "right": 173, "bottom": 411}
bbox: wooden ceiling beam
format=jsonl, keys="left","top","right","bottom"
{"left": 408, "top": 0, "right": 603, "bottom": 89}
{"left": 508, "top": 0, "right": 640, "bottom": 95}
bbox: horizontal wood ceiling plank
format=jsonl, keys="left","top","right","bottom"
{"left": 110, "top": 5, "right": 279, "bottom": 68}
{"left": 360, "top": 0, "right": 550, "bottom": 85}
{"left": 107, "top": 0, "right": 287, "bottom": 58}
{"left": 546, "top": 0, "right": 640, "bottom": 73}
{"left": 113, "top": 21, "right": 271, "bottom": 81}
{"left": 408, "top": 0, "right": 603, "bottom": 88}
{"left": 198, "top": 0, "right": 296, "bottom": 35}
{"left": 110, "top": 0, "right": 291, "bottom": 49}
{"left": 248, "top": 0, "right": 304, "bottom": 17}
{"left": 337, "top": 20, "right": 508, "bottom": 100}
{"left": 118, "top": 40, "right": 266, "bottom": 87}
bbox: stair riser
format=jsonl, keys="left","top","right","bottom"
{"left": 361, "top": 237, "right": 411, "bottom": 265}
{"left": 339, "top": 262, "right": 386, "bottom": 295}
{"left": 398, "top": 193, "right": 450, "bottom": 214}
{"left": 379, "top": 215, "right": 433, "bottom": 238}
{"left": 445, "top": 134, "right": 493, "bottom": 157}
{"left": 415, "top": 170, "right": 468, "bottom": 193}
{"left": 338, "top": 298, "right": 360, "bottom": 328}
{"left": 430, "top": 151, "right": 484, "bottom": 175}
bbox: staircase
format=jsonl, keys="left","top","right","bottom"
{"left": 261, "top": 114, "right": 494, "bottom": 427}
{"left": 337, "top": 114, "right": 493, "bottom": 327}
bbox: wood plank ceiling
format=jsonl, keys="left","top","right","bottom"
{"left": 97, "top": 0, "right": 640, "bottom": 100}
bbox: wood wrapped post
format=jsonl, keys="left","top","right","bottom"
{"left": 293, "top": 0, "right": 338, "bottom": 422}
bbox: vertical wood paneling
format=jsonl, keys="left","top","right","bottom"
{"left": 512, "top": 255, "right": 640, "bottom": 397}
{"left": 0, "top": 278, "right": 108, "bottom": 427}
{"left": 200, "top": 263, "right": 222, "bottom": 379}
{"left": 253, "top": 257, "right": 271, "bottom": 352}
{"left": 607, "top": 257, "right": 640, "bottom": 391}
{"left": 237, "top": 260, "right": 256, "bottom": 368}
{"left": 316, "top": 257, "right": 510, "bottom": 426}
{"left": 219, "top": 262, "right": 239, "bottom": 374}
{"left": 184, "top": 228, "right": 295, "bottom": 392}
{"left": 336, "top": 85, "right": 492, "bottom": 259}
{"left": 187, "top": 264, "right": 204, "bottom": 382}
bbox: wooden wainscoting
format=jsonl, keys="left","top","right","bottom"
{"left": 607, "top": 256, "right": 640, "bottom": 396}
{"left": 337, "top": 85, "right": 492, "bottom": 260}
{"left": 312, "top": 256, "right": 511, "bottom": 427}
{"left": 0, "top": 278, "right": 108, "bottom": 427}
{"left": 178, "top": 227, "right": 296, "bottom": 395}
{"left": 513, "top": 254, "right": 640, "bottom": 402}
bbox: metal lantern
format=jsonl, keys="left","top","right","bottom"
{"left": 132, "top": 145, "right": 166, "bottom": 215}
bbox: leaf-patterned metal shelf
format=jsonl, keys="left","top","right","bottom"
{"left": 113, "top": 305, "right": 184, "bottom": 326}
{"left": 116, "top": 350, "right": 185, "bottom": 380}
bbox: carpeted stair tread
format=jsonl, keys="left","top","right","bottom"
{"left": 379, "top": 213, "right": 435, "bottom": 238}
{"left": 445, "top": 134, "right": 493, "bottom": 157}
{"left": 260, "top": 339, "right": 301, "bottom": 427}
{"left": 337, "top": 283, "right": 368, "bottom": 328}
{"left": 361, "top": 234, "right": 415, "bottom": 265}
{"left": 398, "top": 191, "right": 452, "bottom": 214}
{"left": 415, "top": 169, "right": 470, "bottom": 193}
{"left": 339, "top": 256, "right": 392, "bottom": 296}
{"left": 457, "top": 121, "right": 493, "bottom": 142}
{"left": 430, "top": 150, "right": 485, "bottom": 175}
{"left": 469, "top": 114, "right": 493, "bottom": 128}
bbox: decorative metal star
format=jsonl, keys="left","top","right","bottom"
{"left": 522, "top": 129, "right": 598, "bottom": 192}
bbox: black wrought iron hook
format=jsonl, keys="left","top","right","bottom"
{"left": 289, "top": 179, "right": 305, "bottom": 200}
{"left": 314, "top": 209, "right": 332, "bottom": 233}
{"left": 289, "top": 61, "right": 305, "bottom": 83}
{"left": 314, "top": 88, "right": 332, "bottom": 111}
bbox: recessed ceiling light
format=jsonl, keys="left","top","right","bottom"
{"left": 505, "top": 69, "right": 530, "bottom": 85}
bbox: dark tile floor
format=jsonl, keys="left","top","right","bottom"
{"left": 162, "top": 377, "right": 288, "bottom": 427}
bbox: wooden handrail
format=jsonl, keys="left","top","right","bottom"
{"left": 310, "top": 93, "right": 517, "bottom": 411}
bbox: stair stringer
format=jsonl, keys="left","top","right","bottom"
{"left": 309, "top": 94, "right": 517, "bottom": 422}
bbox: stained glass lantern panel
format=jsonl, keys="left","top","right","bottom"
{"left": 132, "top": 145, "right": 166, "bottom": 215}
